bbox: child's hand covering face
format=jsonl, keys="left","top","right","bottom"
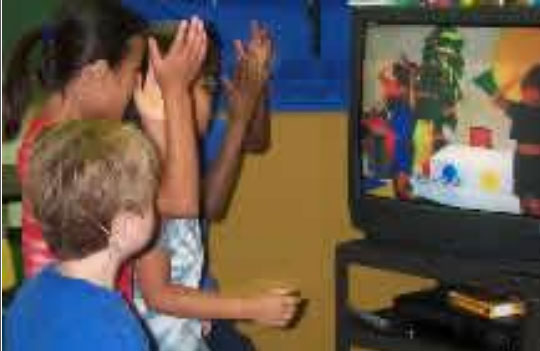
{"left": 148, "top": 17, "right": 208, "bottom": 92}
{"left": 134, "top": 17, "right": 208, "bottom": 155}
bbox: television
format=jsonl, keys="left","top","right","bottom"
{"left": 349, "top": 7, "right": 540, "bottom": 259}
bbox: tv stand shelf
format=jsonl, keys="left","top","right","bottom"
{"left": 335, "top": 239, "right": 540, "bottom": 351}
{"left": 347, "top": 310, "right": 479, "bottom": 351}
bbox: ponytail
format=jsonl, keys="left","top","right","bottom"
{"left": 3, "top": 28, "right": 43, "bottom": 140}
{"left": 3, "top": 0, "right": 147, "bottom": 141}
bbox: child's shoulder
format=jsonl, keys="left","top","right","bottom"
{"left": 17, "top": 114, "right": 57, "bottom": 180}
{"left": 8, "top": 268, "right": 145, "bottom": 351}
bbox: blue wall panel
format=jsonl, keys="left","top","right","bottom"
{"left": 123, "top": 0, "right": 350, "bottom": 111}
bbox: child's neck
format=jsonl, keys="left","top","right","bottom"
{"left": 43, "top": 93, "right": 83, "bottom": 122}
{"left": 58, "top": 250, "right": 121, "bottom": 290}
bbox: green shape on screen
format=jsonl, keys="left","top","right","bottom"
{"left": 473, "top": 69, "right": 499, "bottom": 96}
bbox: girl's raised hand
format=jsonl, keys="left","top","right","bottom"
{"left": 148, "top": 17, "right": 208, "bottom": 92}
{"left": 224, "top": 21, "right": 274, "bottom": 122}
{"left": 246, "top": 20, "right": 273, "bottom": 79}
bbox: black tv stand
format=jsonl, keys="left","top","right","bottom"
{"left": 335, "top": 239, "right": 540, "bottom": 351}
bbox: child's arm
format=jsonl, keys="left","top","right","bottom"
{"left": 204, "top": 22, "right": 272, "bottom": 220}
{"left": 242, "top": 87, "right": 271, "bottom": 153}
{"left": 142, "top": 19, "right": 207, "bottom": 217}
{"left": 241, "top": 21, "right": 273, "bottom": 154}
{"left": 136, "top": 246, "right": 299, "bottom": 325}
{"left": 203, "top": 114, "right": 249, "bottom": 220}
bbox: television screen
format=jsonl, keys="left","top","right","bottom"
{"left": 350, "top": 8, "right": 540, "bottom": 258}
{"left": 359, "top": 21, "right": 540, "bottom": 217}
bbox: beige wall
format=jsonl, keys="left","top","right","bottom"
{"left": 209, "top": 112, "right": 433, "bottom": 351}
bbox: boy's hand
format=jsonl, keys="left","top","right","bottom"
{"left": 250, "top": 288, "right": 300, "bottom": 327}
{"left": 148, "top": 17, "right": 207, "bottom": 92}
{"left": 224, "top": 21, "right": 273, "bottom": 123}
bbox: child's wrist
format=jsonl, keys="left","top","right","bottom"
{"left": 161, "top": 85, "right": 190, "bottom": 102}
{"left": 242, "top": 297, "right": 260, "bottom": 320}
{"left": 229, "top": 115, "right": 250, "bottom": 129}
{"left": 229, "top": 103, "right": 258, "bottom": 123}
{"left": 160, "top": 81, "right": 190, "bottom": 97}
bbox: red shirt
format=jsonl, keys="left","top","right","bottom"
{"left": 17, "top": 116, "right": 134, "bottom": 301}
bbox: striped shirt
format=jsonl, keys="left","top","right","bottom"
{"left": 134, "top": 219, "right": 208, "bottom": 351}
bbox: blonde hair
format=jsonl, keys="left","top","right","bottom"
{"left": 25, "top": 119, "right": 160, "bottom": 259}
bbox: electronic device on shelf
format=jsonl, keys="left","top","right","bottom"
{"left": 349, "top": 7, "right": 540, "bottom": 259}
{"left": 391, "top": 286, "right": 523, "bottom": 351}
{"left": 447, "top": 284, "right": 525, "bottom": 319}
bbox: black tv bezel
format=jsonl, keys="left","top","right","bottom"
{"left": 349, "top": 7, "right": 540, "bottom": 259}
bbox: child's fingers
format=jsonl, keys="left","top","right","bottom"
{"left": 146, "top": 63, "right": 158, "bottom": 89}
{"left": 196, "top": 40, "right": 208, "bottom": 69}
{"left": 250, "top": 21, "right": 271, "bottom": 55}
{"left": 184, "top": 17, "right": 200, "bottom": 53}
{"left": 184, "top": 17, "right": 206, "bottom": 64}
{"left": 171, "top": 20, "right": 189, "bottom": 53}
{"left": 255, "top": 21, "right": 270, "bottom": 50}
{"left": 234, "top": 40, "right": 247, "bottom": 62}
{"left": 135, "top": 72, "right": 143, "bottom": 91}
{"left": 277, "top": 299, "right": 298, "bottom": 325}
{"left": 259, "top": 23, "right": 270, "bottom": 42}
{"left": 285, "top": 302, "right": 298, "bottom": 316}
{"left": 270, "top": 287, "right": 300, "bottom": 297}
{"left": 148, "top": 37, "right": 163, "bottom": 72}
{"left": 133, "top": 76, "right": 143, "bottom": 104}
{"left": 193, "top": 24, "right": 208, "bottom": 65}
{"left": 287, "top": 295, "right": 301, "bottom": 306}
{"left": 264, "top": 28, "right": 273, "bottom": 53}
{"left": 270, "top": 287, "right": 290, "bottom": 295}
{"left": 282, "top": 309, "right": 295, "bottom": 323}
{"left": 251, "top": 20, "right": 262, "bottom": 43}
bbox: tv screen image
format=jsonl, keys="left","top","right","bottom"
{"left": 359, "top": 24, "right": 540, "bottom": 218}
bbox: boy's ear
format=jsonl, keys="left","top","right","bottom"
{"left": 110, "top": 211, "right": 136, "bottom": 244}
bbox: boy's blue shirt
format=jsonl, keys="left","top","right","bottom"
{"left": 6, "top": 266, "right": 149, "bottom": 351}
